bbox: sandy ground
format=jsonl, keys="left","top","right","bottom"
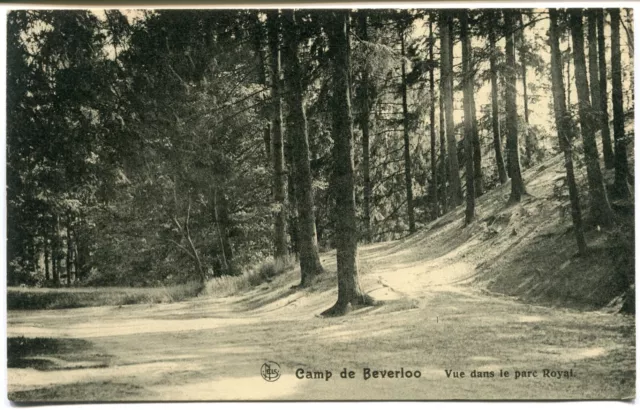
{"left": 7, "top": 246, "right": 635, "bottom": 401}
{"left": 7, "top": 152, "right": 636, "bottom": 401}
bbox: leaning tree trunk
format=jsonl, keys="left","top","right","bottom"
{"left": 610, "top": 8, "right": 632, "bottom": 201}
{"left": 282, "top": 9, "right": 323, "bottom": 286}
{"left": 267, "top": 10, "right": 288, "bottom": 261}
{"left": 322, "top": 10, "right": 374, "bottom": 317}
{"left": 358, "top": 10, "right": 373, "bottom": 243}
{"left": 569, "top": 9, "right": 616, "bottom": 227}
{"left": 461, "top": 10, "right": 475, "bottom": 224}
{"left": 400, "top": 29, "right": 416, "bottom": 234}
{"left": 549, "top": 9, "right": 588, "bottom": 255}
{"left": 440, "top": 11, "right": 463, "bottom": 207}
{"left": 504, "top": 11, "right": 526, "bottom": 202}
{"left": 596, "top": 10, "right": 615, "bottom": 169}
{"left": 489, "top": 20, "right": 508, "bottom": 184}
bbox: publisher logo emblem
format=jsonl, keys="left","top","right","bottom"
{"left": 261, "top": 361, "right": 281, "bottom": 382}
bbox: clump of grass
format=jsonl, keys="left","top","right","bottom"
{"left": 7, "top": 281, "right": 202, "bottom": 310}
{"left": 206, "top": 256, "right": 295, "bottom": 297}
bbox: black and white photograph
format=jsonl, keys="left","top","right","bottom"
{"left": 4, "top": 6, "right": 636, "bottom": 401}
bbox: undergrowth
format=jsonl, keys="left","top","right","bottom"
{"left": 205, "top": 256, "right": 295, "bottom": 297}
{"left": 7, "top": 281, "right": 203, "bottom": 310}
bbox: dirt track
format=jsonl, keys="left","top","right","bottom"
{"left": 7, "top": 245, "right": 635, "bottom": 401}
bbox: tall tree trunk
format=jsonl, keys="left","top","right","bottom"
{"left": 438, "top": 80, "right": 448, "bottom": 215}
{"left": 74, "top": 224, "right": 89, "bottom": 282}
{"left": 44, "top": 235, "right": 50, "bottom": 282}
{"left": 461, "top": 10, "right": 475, "bottom": 224}
{"left": 286, "top": 152, "right": 299, "bottom": 255}
{"left": 400, "top": 30, "right": 416, "bottom": 234}
{"left": 489, "top": 20, "right": 508, "bottom": 184}
{"left": 52, "top": 217, "right": 59, "bottom": 286}
{"left": 428, "top": 18, "right": 438, "bottom": 219}
{"left": 267, "top": 10, "right": 288, "bottom": 260}
{"left": 587, "top": 11, "right": 605, "bottom": 164}
{"left": 282, "top": 9, "right": 323, "bottom": 286}
{"left": 73, "top": 234, "right": 80, "bottom": 284}
{"left": 504, "top": 11, "right": 527, "bottom": 202}
{"left": 610, "top": 8, "right": 632, "bottom": 200}
{"left": 358, "top": 10, "right": 373, "bottom": 243}
{"left": 440, "top": 11, "right": 463, "bottom": 206}
{"left": 549, "top": 9, "right": 588, "bottom": 255}
{"left": 596, "top": 9, "right": 615, "bottom": 169}
{"left": 519, "top": 13, "right": 536, "bottom": 166}
{"left": 66, "top": 215, "right": 73, "bottom": 286}
{"left": 569, "top": 9, "right": 616, "bottom": 227}
{"left": 322, "top": 10, "right": 374, "bottom": 317}
{"left": 470, "top": 60, "right": 483, "bottom": 198}
{"left": 566, "top": 45, "right": 572, "bottom": 108}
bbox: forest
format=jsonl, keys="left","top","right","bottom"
{"left": 6, "top": 8, "right": 635, "bottom": 316}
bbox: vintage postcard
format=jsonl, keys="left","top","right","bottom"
{"left": 4, "top": 5, "right": 636, "bottom": 402}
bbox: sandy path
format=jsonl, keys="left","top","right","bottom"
{"left": 7, "top": 255, "right": 635, "bottom": 401}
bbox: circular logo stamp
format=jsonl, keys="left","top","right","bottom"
{"left": 261, "top": 361, "right": 281, "bottom": 382}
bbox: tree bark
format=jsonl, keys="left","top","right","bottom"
{"left": 489, "top": 19, "right": 508, "bottom": 184}
{"left": 548, "top": 8, "right": 588, "bottom": 255}
{"left": 267, "top": 10, "right": 288, "bottom": 260}
{"left": 610, "top": 8, "right": 632, "bottom": 200}
{"left": 440, "top": 11, "right": 463, "bottom": 207}
{"left": 569, "top": 9, "right": 616, "bottom": 227}
{"left": 596, "top": 9, "right": 615, "bottom": 169}
{"left": 439, "top": 78, "right": 448, "bottom": 215}
{"left": 461, "top": 10, "right": 475, "bottom": 224}
{"left": 358, "top": 10, "right": 373, "bottom": 242}
{"left": 282, "top": 9, "right": 323, "bottom": 286}
{"left": 428, "top": 18, "right": 438, "bottom": 219}
{"left": 400, "top": 29, "right": 416, "bottom": 234}
{"left": 470, "top": 57, "right": 483, "bottom": 198}
{"left": 504, "top": 10, "right": 527, "bottom": 202}
{"left": 322, "top": 10, "right": 374, "bottom": 317}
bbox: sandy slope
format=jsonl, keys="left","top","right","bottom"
{"left": 7, "top": 153, "right": 636, "bottom": 401}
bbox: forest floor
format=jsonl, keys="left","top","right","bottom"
{"left": 7, "top": 152, "right": 636, "bottom": 401}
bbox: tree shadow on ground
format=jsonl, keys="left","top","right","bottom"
{"left": 9, "top": 381, "right": 148, "bottom": 402}
{"left": 8, "top": 336, "right": 111, "bottom": 371}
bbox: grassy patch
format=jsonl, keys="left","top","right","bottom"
{"left": 7, "top": 281, "right": 202, "bottom": 310}
{"left": 205, "top": 256, "right": 295, "bottom": 297}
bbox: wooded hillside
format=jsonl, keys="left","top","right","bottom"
{"left": 7, "top": 8, "right": 635, "bottom": 315}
